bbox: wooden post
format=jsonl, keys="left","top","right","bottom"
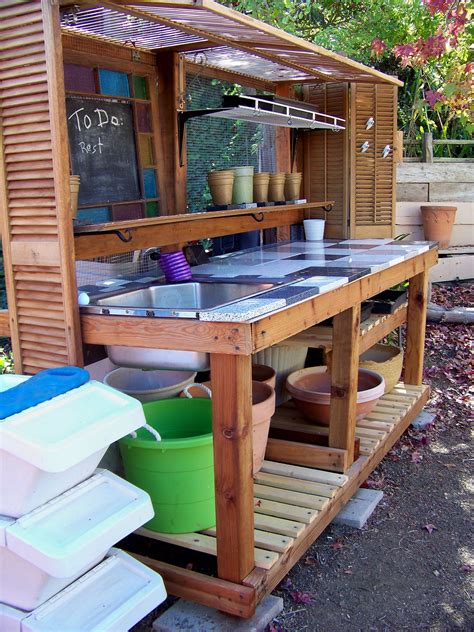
{"left": 155, "top": 51, "right": 187, "bottom": 214}
{"left": 328, "top": 304, "right": 361, "bottom": 464}
{"left": 422, "top": 133, "right": 434, "bottom": 163}
{"left": 210, "top": 353, "right": 255, "bottom": 583}
{"left": 275, "top": 82, "right": 292, "bottom": 242}
{"left": 405, "top": 270, "right": 429, "bottom": 385}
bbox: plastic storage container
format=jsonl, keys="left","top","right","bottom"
{"left": 0, "top": 469, "right": 153, "bottom": 611}
{"left": 0, "top": 548, "right": 166, "bottom": 632}
{"left": 120, "top": 398, "right": 215, "bottom": 533}
{"left": 0, "top": 375, "right": 146, "bottom": 517}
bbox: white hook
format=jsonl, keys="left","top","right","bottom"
{"left": 366, "top": 117, "right": 375, "bottom": 130}
{"left": 361, "top": 141, "right": 370, "bottom": 153}
{"left": 382, "top": 144, "right": 391, "bottom": 158}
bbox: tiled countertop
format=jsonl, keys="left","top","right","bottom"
{"left": 193, "top": 239, "right": 435, "bottom": 322}
{"left": 79, "top": 239, "right": 436, "bottom": 323}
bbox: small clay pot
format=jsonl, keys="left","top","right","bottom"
{"left": 268, "top": 173, "right": 286, "bottom": 202}
{"left": 420, "top": 205, "right": 457, "bottom": 248}
{"left": 252, "top": 363, "right": 276, "bottom": 389}
{"left": 284, "top": 172, "right": 302, "bottom": 201}
{"left": 208, "top": 170, "right": 235, "bottom": 205}
{"left": 69, "top": 175, "right": 80, "bottom": 219}
{"left": 253, "top": 172, "right": 270, "bottom": 203}
{"left": 182, "top": 379, "right": 275, "bottom": 474}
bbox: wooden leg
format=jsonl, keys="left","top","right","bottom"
{"left": 405, "top": 270, "right": 429, "bottom": 385}
{"left": 328, "top": 304, "right": 360, "bottom": 465}
{"left": 210, "top": 353, "right": 255, "bottom": 583}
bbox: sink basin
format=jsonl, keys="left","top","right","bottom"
{"left": 83, "top": 280, "right": 277, "bottom": 371}
{"left": 95, "top": 281, "right": 275, "bottom": 314}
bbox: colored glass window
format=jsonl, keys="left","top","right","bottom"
{"left": 98, "top": 69, "right": 130, "bottom": 97}
{"left": 112, "top": 203, "right": 144, "bottom": 221}
{"left": 133, "top": 75, "right": 148, "bottom": 99}
{"left": 136, "top": 103, "right": 152, "bottom": 133}
{"left": 146, "top": 201, "right": 158, "bottom": 217}
{"left": 75, "top": 207, "right": 111, "bottom": 225}
{"left": 64, "top": 64, "right": 96, "bottom": 93}
{"left": 138, "top": 135, "right": 154, "bottom": 167}
{"left": 143, "top": 169, "right": 157, "bottom": 198}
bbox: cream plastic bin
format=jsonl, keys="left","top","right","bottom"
{"left": 0, "top": 470, "right": 153, "bottom": 611}
{"left": 0, "top": 548, "right": 166, "bottom": 632}
{"left": 0, "top": 375, "right": 146, "bottom": 517}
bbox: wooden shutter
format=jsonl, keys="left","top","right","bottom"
{"left": 0, "top": 0, "right": 83, "bottom": 374}
{"left": 350, "top": 83, "right": 397, "bottom": 238}
{"left": 303, "top": 82, "right": 349, "bottom": 239}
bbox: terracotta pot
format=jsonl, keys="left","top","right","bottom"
{"left": 268, "top": 173, "right": 286, "bottom": 202}
{"left": 286, "top": 366, "right": 385, "bottom": 426}
{"left": 208, "top": 171, "right": 235, "bottom": 206}
{"left": 284, "top": 172, "right": 302, "bottom": 201}
{"left": 69, "top": 175, "right": 80, "bottom": 219}
{"left": 253, "top": 172, "right": 270, "bottom": 203}
{"left": 359, "top": 344, "right": 403, "bottom": 394}
{"left": 182, "top": 380, "right": 275, "bottom": 474}
{"left": 420, "top": 205, "right": 457, "bottom": 248}
{"left": 253, "top": 344, "right": 308, "bottom": 405}
{"left": 252, "top": 363, "right": 276, "bottom": 389}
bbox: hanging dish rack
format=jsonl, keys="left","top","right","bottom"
{"left": 178, "top": 93, "right": 345, "bottom": 165}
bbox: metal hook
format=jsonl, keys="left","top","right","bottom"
{"left": 250, "top": 212, "right": 265, "bottom": 222}
{"left": 113, "top": 229, "right": 133, "bottom": 243}
{"left": 322, "top": 204, "right": 333, "bottom": 213}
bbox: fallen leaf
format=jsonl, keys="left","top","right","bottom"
{"left": 289, "top": 590, "right": 315, "bottom": 604}
{"left": 255, "top": 500, "right": 262, "bottom": 508}
{"left": 330, "top": 541, "right": 344, "bottom": 551}
{"left": 304, "top": 555, "right": 318, "bottom": 566}
{"left": 411, "top": 451, "right": 423, "bottom": 463}
{"left": 460, "top": 564, "right": 472, "bottom": 573}
{"left": 279, "top": 577, "right": 293, "bottom": 591}
{"left": 343, "top": 568, "right": 353, "bottom": 575}
{"left": 423, "top": 523, "right": 437, "bottom": 534}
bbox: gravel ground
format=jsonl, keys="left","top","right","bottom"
{"left": 133, "top": 281, "right": 473, "bottom": 632}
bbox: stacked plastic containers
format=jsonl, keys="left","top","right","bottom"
{"left": 0, "top": 373, "right": 167, "bottom": 631}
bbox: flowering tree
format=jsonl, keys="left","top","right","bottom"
{"left": 221, "top": 0, "right": 473, "bottom": 154}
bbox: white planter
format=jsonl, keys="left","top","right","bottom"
{"left": 253, "top": 344, "right": 308, "bottom": 405}
{"left": 0, "top": 470, "right": 153, "bottom": 611}
{"left": 0, "top": 548, "right": 166, "bottom": 632}
{"left": 0, "top": 375, "right": 146, "bottom": 517}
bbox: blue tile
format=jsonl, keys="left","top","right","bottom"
{"left": 98, "top": 69, "right": 130, "bottom": 96}
{"left": 143, "top": 169, "right": 157, "bottom": 198}
{"left": 75, "top": 207, "right": 111, "bottom": 224}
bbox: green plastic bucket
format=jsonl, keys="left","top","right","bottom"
{"left": 119, "top": 398, "right": 215, "bottom": 533}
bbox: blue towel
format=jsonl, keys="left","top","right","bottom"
{"left": 0, "top": 366, "right": 90, "bottom": 420}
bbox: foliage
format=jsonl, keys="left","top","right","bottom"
{"left": 0, "top": 347, "right": 13, "bottom": 374}
{"left": 220, "top": 1, "right": 473, "bottom": 150}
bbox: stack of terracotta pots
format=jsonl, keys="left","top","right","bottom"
{"left": 207, "top": 169, "right": 235, "bottom": 206}
{"left": 268, "top": 172, "right": 286, "bottom": 202}
{"left": 253, "top": 172, "right": 270, "bottom": 202}
{"left": 285, "top": 172, "right": 302, "bottom": 201}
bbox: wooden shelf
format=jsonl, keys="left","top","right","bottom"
{"left": 131, "top": 383, "right": 429, "bottom": 615}
{"left": 285, "top": 303, "right": 408, "bottom": 356}
{"left": 73, "top": 201, "right": 333, "bottom": 259}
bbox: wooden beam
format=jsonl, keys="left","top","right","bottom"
{"left": 404, "top": 270, "right": 429, "bottom": 385}
{"left": 210, "top": 353, "right": 255, "bottom": 583}
{"left": 265, "top": 437, "right": 349, "bottom": 472}
{"left": 128, "top": 553, "right": 257, "bottom": 618}
{"left": 155, "top": 51, "right": 187, "bottom": 213}
{"left": 80, "top": 315, "right": 253, "bottom": 355}
{"left": 328, "top": 305, "right": 360, "bottom": 464}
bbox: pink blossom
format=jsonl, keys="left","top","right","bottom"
{"left": 371, "top": 37, "right": 387, "bottom": 56}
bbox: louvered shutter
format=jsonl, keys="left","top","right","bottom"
{"left": 0, "top": 0, "right": 83, "bottom": 374}
{"left": 350, "top": 83, "right": 397, "bottom": 238}
{"left": 303, "top": 83, "right": 349, "bottom": 239}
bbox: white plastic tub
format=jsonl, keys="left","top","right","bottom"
{"left": 0, "top": 548, "right": 166, "bottom": 632}
{"left": 0, "top": 375, "right": 146, "bottom": 517}
{"left": 104, "top": 367, "right": 197, "bottom": 403}
{"left": 0, "top": 469, "right": 153, "bottom": 610}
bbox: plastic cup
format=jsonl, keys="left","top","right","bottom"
{"left": 303, "top": 219, "right": 325, "bottom": 241}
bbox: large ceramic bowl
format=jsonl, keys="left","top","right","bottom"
{"left": 286, "top": 366, "right": 385, "bottom": 425}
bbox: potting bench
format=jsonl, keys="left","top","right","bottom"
{"left": 0, "top": 0, "right": 437, "bottom": 619}
{"left": 80, "top": 232, "right": 436, "bottom": 617}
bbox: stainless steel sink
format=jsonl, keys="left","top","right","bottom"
{"left": 94, "top": 281, "right": 275, "bottom": 315}
{"left": 82, "top": 280, "right": 277, "bottom": 370}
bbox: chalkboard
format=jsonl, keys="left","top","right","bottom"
{"left": 66, "top": 96, "right": 140, "bottom": 206}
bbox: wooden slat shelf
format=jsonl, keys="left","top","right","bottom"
{"left": 133, "top": 382, "right": 429, "bottom": 612}
{"left": 285, "top": 303, "right": 408, "bottom": 355}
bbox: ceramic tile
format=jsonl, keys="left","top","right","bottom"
{"left": 230, "top": 252, "right": 294, "bottom": 264}
{"left": 340, "top": 239, "right": 392, "bottom": 245}
{"left": 251, "top": 261, "right": 317, "bottom": 277}
{"left": 292, "top": 276, "right": 348, "bottom": 292}
{"left": 295, "top": 266, "right": 371, "bottom": 281}
{"left": 328, "top": 258, "right": 389, "bottom": 272}
{"left": 326, "top": 243, "right": 378, "bottom": 250}
{"left": 286, "top": 254, "right": 345, "bottom": 261}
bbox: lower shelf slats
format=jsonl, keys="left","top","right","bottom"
{"left": 135, "top": 384, "right": 429, "bottom": 578}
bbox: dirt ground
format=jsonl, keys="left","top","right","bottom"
{"left": 134, "top": 282, "right": 473, "bottom": 632}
